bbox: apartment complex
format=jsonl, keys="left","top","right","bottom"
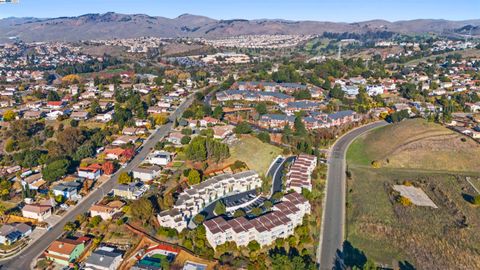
{"left": 204, "top": 192, "right": 310, "bottom": 248}
{"left": 158, "top": 170, "right": 262, "bottom": 232}
{"left": 286, "top": 154, "right": 317, "bottom": 193}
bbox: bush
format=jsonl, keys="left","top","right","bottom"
{"left": 398, "top": 196, "right": 412, "bottom": 206}
{"left": 371, "top": 160, "right": 382, "bottom": 168}
{"left": 472, "top": 195, "right": 480, "bottom": 205}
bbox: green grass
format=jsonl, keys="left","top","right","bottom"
{"left": 346, "top": 137, "right": 370, "bottom": 166}
{"left": 227, "top": 136, "right": 282, "bottom": 175}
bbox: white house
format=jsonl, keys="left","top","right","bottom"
{"left": 146, "top": 151, "right": 173, "bottom": 166}
{"left": 132, "top": 165, "right": 162, "bottom": 182}
{"left": 22, "top": 204, "right": 52, "bottom": 222}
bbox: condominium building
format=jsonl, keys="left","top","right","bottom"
{"left": 158, "top": 170, "right": 262, "bottom": 232}
{"left": 286, "top": 154, "right": 317, "bottom": 193}
{"left": 204, "top": 192, "right": 310, "bottom": 248}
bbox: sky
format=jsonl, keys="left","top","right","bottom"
{"left": 0, "top": 0, "right": 479, "bottom": 22}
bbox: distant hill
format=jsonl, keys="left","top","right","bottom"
{"left": 1, "top": 12, "right": 479, "bottom": 42}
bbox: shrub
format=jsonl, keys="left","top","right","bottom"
{"left": 472, "top": 195, "right": 480, "bottom": 205}
{"left": 371, "top": 160, "right": 382, "bottom": 168}
{"left": 403, "top": 180, "right": 413, "bottom": 186}
{"left": 398, "top": 196, "right": 412, "bottom": 206}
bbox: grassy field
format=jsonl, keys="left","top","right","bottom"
{"left": 226, "top": 135, "right": 282, "bottom": 175}
{"left": 346, "top": 119, "right": 480, "bottom": 269}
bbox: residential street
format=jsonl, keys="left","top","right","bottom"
{"left": 0, "top": 94, "right": 195, "bottom": 270}
{"left": 317, "top": 121, "right": 388, "bottom": 270}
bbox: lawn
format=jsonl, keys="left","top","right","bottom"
{"left": 345, "top": 119, "right": 480, "bottom": 269}
{"left": 226, "top": 135, "right": 282, "bottom": 176}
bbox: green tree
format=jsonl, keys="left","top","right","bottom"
{"left": 118, "top": 172, "right": 133, "bottom": 184}
{"left": 181, "top": 135, "right": 191, "bottom": 145}
{"left": 187, "top": 169, "right": 201, "bottom": 185}
{"left": 294, "top": 117, "right": 307, "bottom": 137}
{"left": 257, "top": 131, "right": 271, "bottom": 143}
{"left": 214, "top": 201, "right": 226, "bottom": 215}
{"left": 90, "top": 100, "right": 101, "bottom": 115}
{"left": 2, "top": 110, "right": 16, "bottom": 122}
{"left": 193, "top": 213, "right": 205, "bottom": 224}
{"left": 247, "top": 240, "right": 261, "bottom": 252}
{"left": 212, "top": 106, "right": 224, "bottom": 119}
{"left": 234, "top": 121, "right": 252, "bottom": 134}
{"left": 42, "top": 159, "right": 70, "bottom": 183}
{"left": 251, "top": 207, "right": 262, "bottom": 217}
{"left": 255, "top": 103, "right": 268, "bottom": 115}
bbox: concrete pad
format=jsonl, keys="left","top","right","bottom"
{"left": 393, "top": 185, "right": 438, "bottom": 208}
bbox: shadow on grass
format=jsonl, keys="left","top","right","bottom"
{"left": 462, "top": 193, "right": 474, "bottom": 204}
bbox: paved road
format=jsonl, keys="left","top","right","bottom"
{"left": 268, "top": 156, "right": 295, "bottom": 195}
{"left": 0, "top": 94, "right": 195, "bottom": 270}
{"left": 317, "top": 121, "right": 389, "bottom": 270}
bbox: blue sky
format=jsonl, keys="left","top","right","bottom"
{"left": 0, "top": 0, "right": 479, "bottom": 22}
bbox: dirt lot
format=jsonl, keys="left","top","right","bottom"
{"left": 346, "top": 119, "right": 480, "bottom": 269}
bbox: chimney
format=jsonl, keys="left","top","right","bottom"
{"left": 100, "top": 256, "right": 104, "bottom": 262}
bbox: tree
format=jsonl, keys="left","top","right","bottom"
{"left": 2, "top": 110, "right": 16, "bottom": 122}
{"left": 181, "top": 135, "right": 191, "bottom": 145}
{"left": 214, "top": 201, "right": 226, "bottom": 215}
{"left": 102, "top": 162, "right": 115, "bottom": 175}
{"left": 255, "top": 103, "right": 268, "bottom": 115}
{"left": 181, "top": 128, "right": 193, "bottom": 135}
{"left": 247, "top": 240, "right": 261, "bottom": 252}
{"left": 89, "top": 215, "right": 102, "bottom": 227}
{"left": 128, "top": 197, "right": 153, "bottom": 224}
{"left": 233, "top": 209, "right": 246, "bottom": 217}
{"left": 47, "top": 91, "right": 60, "bottom": 101}
{"left": 152, "top": 114, "right": 169, "bottom": 126}
{"left": 257, "top": 132, "right": 271, "bottom": 143}
{"left": 70, "top": 119, "right": 79, "bottom": 127}
{"left": 234, "top": 121, "right": 252, "bottom": 134}
{"left": 212, "top": 106, "right": 224, "bottom": 119}
{"left": 43, "top": 159, "right": 70, "bottom": 183}
{"left": 187, "top": 169, "right": 201, "bottom": 185}
{"left": 251, "top": 207, "right": 262, "bottom": 217}
{"left": 90, "top": 100, "right": 101, "bottom": 115}
{"left": 294, "top": 117, "right": 307, "bottom": 137}
{"left": 193, "top": 213, "right": 205, "bottom": 224}
{"left": 118, "top": 172, "right": 133, "bottom": 184}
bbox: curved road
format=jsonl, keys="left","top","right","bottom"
{"left": 0, "top": 94, "right": 196, "bottom": 270}
{"left": 318, "top": 121, "right": 389, "bottom": 270}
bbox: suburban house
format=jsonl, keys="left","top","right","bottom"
{"left": 146, "top": 150, "right": 174, "bottom": 166}
{"left": 78, "top": 163, "right": 103, "bottom": 180}
{"left": 204, "top": 192, "right": 310, "bottom": 248}
{"left": 21, "top": 173, "right": 46, "bottom": 190}
{"left": 0, "top": 223, "right": 32, "bottom": 245}
{"left": 46, "top": 101, "right": 65, "bottom": 109}
{"left": 112, "top": 135, "right": 139, "bottom": 146}
{"left": 70, "top": 111, "right": 90, "bottom": 120}
{"left": 113, "top": 182, "right": 148, "bottom": 200}
{"left": 158, "top": 171, "right": 262, "bottom": 232}
{"left": 45, "top": 237, "right": 89, "bottom": 266}
{"left": 166, "top": 132, "right": 184, "bottom": 145}
{"left": 89, "top": 201, "right": 124, "bottom": 220}
{"left": 212, "top": 125, "right": 234, "bottom": 140}
{"left": 104, "top": 148, "right": 128, "bottom": 160}
{"left": 132, "top": 165, "right": 162, "bottom": 182}
{"left": 84, "top": 246, "right": 123, "bottom": 270}
{"left": 95, "top": 113, "right": 113, "bottom": 123}
{"left": 51, "top": 181, "right": 83, "bottom": 200}
{"left": 22, "top": 203, "right": 52, "bottom": 222}
{"left": 122, "top": 127, "right": 147, "bottom": 135}
{"left": 24, "top": 111, "right": 45, "bottom": 119}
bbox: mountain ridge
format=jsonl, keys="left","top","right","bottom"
{"left": 1, "top": 12, "right": 479, "bottom": 42}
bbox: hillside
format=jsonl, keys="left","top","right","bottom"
{"left": 346, "top": 119, "right": 480, "bottom": 269}
{"left": 348, "top": 119, "right": 480, "bottom": 172}
{"left": 1, "top": 12, "right": 480, "bottom": 42}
